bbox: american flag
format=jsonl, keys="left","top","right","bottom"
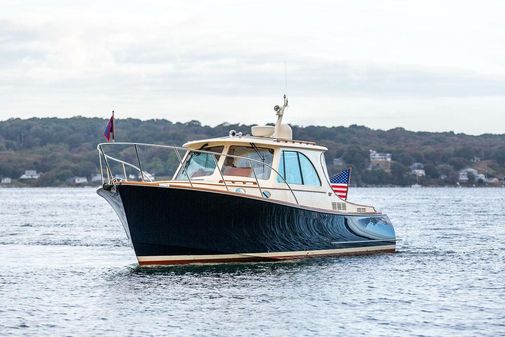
{"left": 330, "top": 168, "right": 351, "bottom": 200}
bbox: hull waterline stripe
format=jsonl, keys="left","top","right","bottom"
{"left": 330, "top": 239, "right": 396, "bottom": 245}
{"left": 137, "top": 245, "right": 396, "bottom": 264}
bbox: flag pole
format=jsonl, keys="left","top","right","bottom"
{"left": 347, "top": 166, "right": 353, "bottom": 200}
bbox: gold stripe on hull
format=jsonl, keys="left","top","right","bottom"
{"left": 137, "top": 245, "right": 396, "bottom": 265}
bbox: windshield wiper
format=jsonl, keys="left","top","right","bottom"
{"left": 250, "top": 143, "right": 265, "bottom": 162}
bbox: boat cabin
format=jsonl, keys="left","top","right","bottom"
{"left": 169, "top": 97, "right": 376, "bottom": 214}
{"left": 176, "top": 135, "right": 332, "bottom": 207}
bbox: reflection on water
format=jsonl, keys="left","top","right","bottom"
{"left": 128, "top": 258, "right": 328, "bottom": 275}
{"left": 0, "top": 187, "right": 504, "bottom": 336}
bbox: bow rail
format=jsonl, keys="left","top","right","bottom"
{"left": 97, "top": 142, "right": 299, "bottom": 205}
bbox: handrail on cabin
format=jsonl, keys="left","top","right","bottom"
{"left": 97, "top": 142, "right": 299, "bottom": 205}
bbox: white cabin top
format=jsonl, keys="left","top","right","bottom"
{"left": 184, "top": 135, "right": 328, "bottom": 152}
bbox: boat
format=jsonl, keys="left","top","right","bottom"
{"left": 97, "top": 95, "right": 396, "bottom": 265}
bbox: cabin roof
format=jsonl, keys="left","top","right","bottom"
{"left": 183, "top": 135, "right": 328, "bottom": 151}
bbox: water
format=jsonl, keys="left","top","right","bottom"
{"left": 0, "top": 187, "right": 504, "bottom": 336}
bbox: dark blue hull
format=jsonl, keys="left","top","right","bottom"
{"left": 98, "top": 184, "right": 396, "bottom": 265}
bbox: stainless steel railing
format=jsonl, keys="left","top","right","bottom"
{"left": 97, "top": 142, "right": 299, "bottom": 205}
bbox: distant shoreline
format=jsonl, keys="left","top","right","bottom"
{"left": 1, "top": 117, "right": 504, "bottom": 188}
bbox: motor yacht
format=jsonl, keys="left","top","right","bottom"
{"left": 97, "top": 96, "right": 396, "bottom": 265}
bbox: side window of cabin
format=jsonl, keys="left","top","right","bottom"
{"left": 176, "top": 146, "right": 224, "bottom": 179}
{"left": 222, "top": 146, "right": 274, "bottom": 179}
{"left": 278, "top": 151, "right": 302, "bottom": 184}
{"left": 278, "top": 151, "right": 321, "bottom": 186}
{"left": 299, "top": 153, "right": 321, "bottom": 186}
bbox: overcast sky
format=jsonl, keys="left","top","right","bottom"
{"left": 1, "top": 0, "right": 505, "bottom": 134}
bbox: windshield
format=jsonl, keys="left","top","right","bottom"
{"left": 222, "top": 145, "right": 274, "bottom": 180}
{"left": 175, "top": 146, "right": 224, "bottom": 180}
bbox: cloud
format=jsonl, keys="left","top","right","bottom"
{"left": 1, "top": 0, "right": 505, "bottom": 135}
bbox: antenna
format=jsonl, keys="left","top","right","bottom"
{"left": 284, "top": 61, "right": 288, "bottom": 95}
{"left": 271, "top": 63, "right": 291, "bottom": 139}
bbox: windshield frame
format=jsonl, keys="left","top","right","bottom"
{"left": 173, "top": 146, "right": 224, "bottom": 181}
{"left": 221, "top": 144, "right": 275, "bottom": 180}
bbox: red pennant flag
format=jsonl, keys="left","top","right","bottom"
{"left": 103, "top": 111, "right": 114, "bottom": 142}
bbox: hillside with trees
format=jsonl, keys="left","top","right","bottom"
{"left": 0, "top": 117, "right": 504, "bottom": 187}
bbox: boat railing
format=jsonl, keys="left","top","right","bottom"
{"left": 97, "top": 142, "right": 299, "bottom": 205}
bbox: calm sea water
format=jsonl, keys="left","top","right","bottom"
{"left": 0, "top": 187, "right": 504, "bottom": 336}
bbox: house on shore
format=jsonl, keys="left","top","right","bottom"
{"left": 72, "top": 177, "right": 88, "bottom": 185}
{"left": 459, "top": 168, "right": 488, "bottom": 184}
{"left": 409, "top": 162, "right": 425, "bottom": 177}
{"left": 411, "top": 169, "right": 426, "bottom": 177}
{"left": 459, "top": 168, "right": 478, "bottom": 183}
{"left": 19, "top": 170, "right": 40, "bottom": 180}
{"left": 369, "top": 150, "right": 392, "bottom": 173}
{"left": 486, "top": 177, "right": 501, "bottom": 186}
{"left": 1, "top": 177, "right": 12, "bottom": 184}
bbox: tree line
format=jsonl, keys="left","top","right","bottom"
{"left": 0, "top": 117, "right": 504, "bottom": 186}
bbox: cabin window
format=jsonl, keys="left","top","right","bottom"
{"left": 298, "top": 153, "right": 321, "bottom": 186}
{"left": 278, "top": 151, "right": 321, "bottom": 186}
{"left": 175, "top": 146, "right": 224, "bottom": 180}
{"left": 222, "top": 145, "right": 274, "bottom": 179}
{"left": 278, "top": 151, "right": 302, "bottom": 184}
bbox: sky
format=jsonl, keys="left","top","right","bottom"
{"left": 1, "top": 0, "right": 505, "bottom": 134}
